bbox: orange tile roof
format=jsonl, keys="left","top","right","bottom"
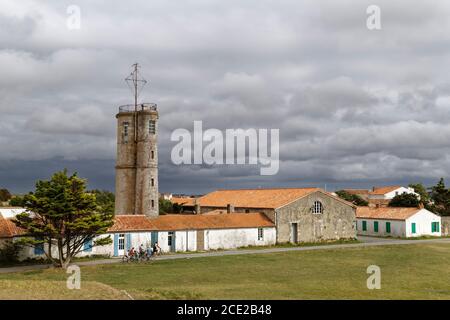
{"left": 370, "top": 186, "right": 402, "bottom": 195}
{"left": 356, "top": 207, "right": 419, "bottom": 220}
{"left": 202, "top": 209, "right": 229, "bottom": 215}
{"left": 343, "top": 189, "right": 369, "bottom": 195}
{"left": 108, "top": 215, "right": 154, "bottom": 232}
{"left": 0, "top": 216, "right": 25, "bottom": 238}
{"left": 171, "top": 197, "right": 196, "bottom": 206}
{"left": 109, "top": 213, "right": 275, "bottom": 232}
{"left": 202, "top": 209, "right": 263, "bottom": 215}
{"left": 197, "top": 188, "right": 321, "bottom": 209}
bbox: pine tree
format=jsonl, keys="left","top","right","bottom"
{"left": 388, "top": 193, "right": 420, "bottom": 207}
{"left": 429, "top": 178, "right": 450, "bottom": 216}
{"left": 13, "top": 170, "right": 114, "bottom": 268}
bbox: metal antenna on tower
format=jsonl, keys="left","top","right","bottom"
{"left": 125, "top": 63, "right": 147, "bottom": 112}
{"left": 125, "top": 63, "right": 148, "bottom": 141}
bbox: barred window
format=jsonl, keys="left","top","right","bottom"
{"left": 123, "top": 122, "right": 129, "bottom": 143}
{"left": 312, "top": 201, "right": 323, "bottom": 214}
{"left": 149, "top": 120, "right": 156, "bottom": 134}
{"left": 258, "top": 228, "right": 264, "bottom": 241}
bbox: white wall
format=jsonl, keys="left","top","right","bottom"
{"left": 405, "top": 209, "right": 441, "bottom": 237}
{"left": 357, "top": 209, "right": 442, "bottom": 238}
{"left": 356, "top": 219, "right": 405, "bottom": 237}
{"left": 175, "top": 230, "right": 197, "bottom": 252}
{"left": 155, "top": 230, "right": 197, "bottom": 253}
{"left": 9, "top": 227, "right": 277, "bottom": 260}
{"left": 369, "top": 187, "right": 418, "bottom": 200}
{"left": 205, "top": 227, "right": 276, "bottom": 250}
{"left": 14, "top": 234, "right": 114, "bottom": 261}
{"left": 0, "top": 208, "right": 26, "bottom": 219}
{"left": 129, "top": 232, "right": 153, "bottom": 250}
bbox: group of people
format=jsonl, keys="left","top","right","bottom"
{"left": 124, "top": 242, "right": 161, "bottom": 262}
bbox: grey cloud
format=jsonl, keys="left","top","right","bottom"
{"left": 1, "top": 0, "right": 450, "bottom": 193}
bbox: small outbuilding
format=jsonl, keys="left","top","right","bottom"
{"left": 356, "top": 207, "right": 442, "bottom": 238}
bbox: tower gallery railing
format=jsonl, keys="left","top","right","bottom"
{"left": 118, "top": 103, "right": 157, "bottom": 113}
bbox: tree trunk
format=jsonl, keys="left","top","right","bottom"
{"left": 61, "top": 257, "right": 71, "bottom": 270}
{"left": 47, "top": 239, "right": 52, "bottom": 261}
{"left": 58, "top": 238, "right": 64, "bottom": 268}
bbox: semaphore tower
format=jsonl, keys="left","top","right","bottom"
{"left": 115, "top": 63, "right": 159, "bottom": 217}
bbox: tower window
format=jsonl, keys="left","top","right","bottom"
{"left": 123, "top": 122, "right": 129, "bottom": 143}
{"left": 151, "top": 200, "right": 154, "bottom": 208}
{"left": 151, "top": 178, "right": 154, "bottom": 187}
{"left": 149, "top": 120, "right": 156, "bottom": 134}
{"left": 312, "top": 201, "right": 323, "bottom": 214}
{"left": 151, "top": 150, "right": 154, "bottom": 159}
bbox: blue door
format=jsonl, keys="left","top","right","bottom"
{"left": 169, "top": 232, "right": 176, "bottom": 252}
{"left": 126, "top": 233, "right": 132, "bottom": 252}
{"left": 151, "top": 231, "right": 158, "bottom": 246}
{"left": 84, "top": 239, "right": 93, "bottom": 252}
{"left": 114, "top": 234, "right": 119, "bottom": 256}
{"left": 34, "top": 238, "right": 44, "bottom": 255}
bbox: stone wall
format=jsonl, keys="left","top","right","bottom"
{"left": 442, "top": 216, "right": 450, "bottom": 236}
{"left": 276, "top": 191, "right": 356, "bottom": 243}
{"left": 200, "top": 206, "right": 276, "bottom": 222}
{"left": 134, "top": 109, "right": 159, "bottom": 217}
{"left": 115, "top": 111, "right": 137, "bottom": 215}
{"left": 115, "top": 108, "right": 159, "bottom": 217}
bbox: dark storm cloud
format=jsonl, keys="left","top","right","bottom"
{"left": 1, "top": 0, "right": 450, "bottom": 193}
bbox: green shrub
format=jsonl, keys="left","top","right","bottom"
{"left": 0, "top": 240, "right": 23, "bottom": 263}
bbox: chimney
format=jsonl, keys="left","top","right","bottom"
{"left": 226, "top": 204, "right": 234, "bottom": 213}
{"left": 194, "top": 198, "right": 201, "bottom": 215}
{"left": 418, "top": 202, "right": 424, "bottom": 209}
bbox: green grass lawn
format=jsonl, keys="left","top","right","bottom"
{"left": 1, "top": 242, "right": 450, "bottom": 300}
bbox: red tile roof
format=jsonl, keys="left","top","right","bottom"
{"left": 369, "top": 186, "right": 402, "bottom": 195}
{"left": 0, "top": 216, "right": 25, "bottom": 238}
{"left": 1, "top": 213, "right": 275, "bottom": 237}
{"left": 108, "top": 215, "right": 154, "bottom": 232}
{"left": 198, "top": 188, "right": 321, "bottom": 209}
{"left": 171, "top": 197, "right": 196, "bottom": 206}
{"left": 356, "top": 207, "right": 420, "bottom": 220}
{"left": 109, "top": 213, "right": 275, "bottom": 232}
{"left": 343, "top": 189, "right": 369, "bottom": 195}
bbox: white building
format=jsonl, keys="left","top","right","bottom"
{"left": 368, "top": 186, "right": 418, "bottom": 200}
{"left": 0, "top": 212, "right": 276, "bottom": 260}
{"left": 356, "top": 207, "right": 441, "bottom": 238}
{"left": 0, "top": 207, "right": 27, "bottom": 219}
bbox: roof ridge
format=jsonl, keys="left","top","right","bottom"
{"left": 214, "top": 187, "right": 320, "bottom": 191}
{"left": 372, "top": 185, "right": 402, "bottom": 190}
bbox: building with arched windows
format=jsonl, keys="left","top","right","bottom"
{"left": 193, "top": 188, "right": 357, "bottom": 243}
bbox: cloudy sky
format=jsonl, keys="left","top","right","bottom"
{"left": 1, "top": 0, "right": 450, "bottom": 194}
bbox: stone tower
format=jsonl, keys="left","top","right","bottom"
{"left": 115, "top": 104, "right": 159, "bottom": 217}
{"left": 115, "top": 64, "right": 159, "bottom": 217}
